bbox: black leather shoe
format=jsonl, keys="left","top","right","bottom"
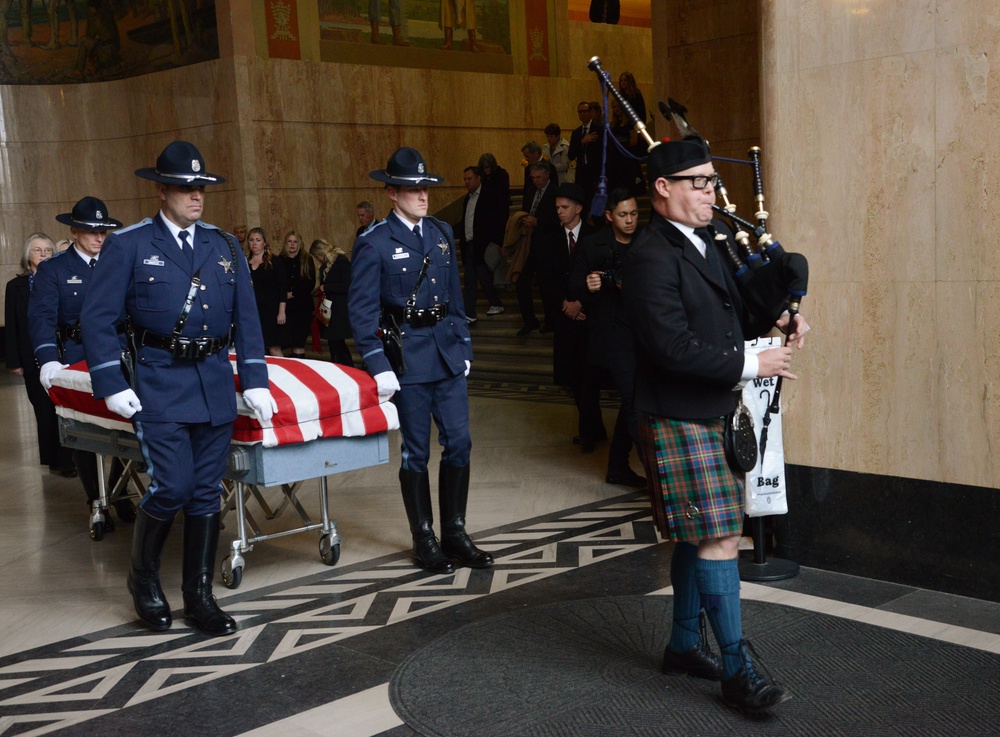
{"left": 720, "top": 640, "right": 791, "bottom": 712}
{"left": 442, "top": 531, "right": 494, "bottom": 569}
{"left": 606, "top": 468, "right": 647, "bottom": 488}
{"left": 114, "top": 498, "right": 138, "bottom": 523}
{"left": 516, "top": 323, "right": 539, "bottom": 337}
{"left": 413, "top": 534, "right": 455, "bottom": 574}
{"left": 662, "top": 642, "right": 723, "bottom": 681}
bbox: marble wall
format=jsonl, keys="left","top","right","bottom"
{"left": 762, "top": 1, "right": 1000, "bottom": 488}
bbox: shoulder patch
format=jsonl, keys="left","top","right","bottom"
{"left": 114, "top": 218, "right": 154, "bottom": 235}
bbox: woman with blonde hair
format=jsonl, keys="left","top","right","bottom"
{"left": 245, "top": 227, "right": 287, "bottom": 357}
{"left": 4, "top": 233, "right": 75, "bottom": 476}
{"left": 310, "top": 238, "right": 353, "bottom": 367}
{"left": 281, "top": 230, "right": 316, "bottom": 358}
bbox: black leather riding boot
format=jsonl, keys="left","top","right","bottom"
{"left": 439, "top": 462, "right": 494, "bottom": 569}
{"left": 399, "top": 468, "right": 454, "bottom": 574}
{"left": 127, "top": 508, "right": 174, "bottom": 631}
{"left": 181, "top": 512, "right": 237, "bottom": 636}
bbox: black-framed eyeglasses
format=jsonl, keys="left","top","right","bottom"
{"left": 666, "top": 174, "right": 719, "bottom": 190}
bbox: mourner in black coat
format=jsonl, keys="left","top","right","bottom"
{"left": 455, "top": 166, "right": 508, "bottom": 319}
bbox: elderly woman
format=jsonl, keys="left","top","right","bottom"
{"left": 310, "top": 238, "right": 353, "bottom": 367}
{"left": 4, "top": 233, "right": 75, "bottom": 477}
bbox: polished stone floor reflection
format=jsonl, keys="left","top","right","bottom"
{"left": 0, "top": 373, "right": 997, "bottom": 736}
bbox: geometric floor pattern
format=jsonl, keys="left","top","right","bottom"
{"left": 0, "top": 493, "right": 653, "bottom": 736}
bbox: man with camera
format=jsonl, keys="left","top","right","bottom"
{"left": 568, "top": 187, "right": 644, "bottom": 486}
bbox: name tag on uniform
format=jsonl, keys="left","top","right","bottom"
{"left": 143, "top": 255, "right": 165, "bottom": 266}
{"left": 66, "top": 276, "right": 83, "bottom": 284}
{"left": 392, "top": 252, "right": 410, "bottom": 260}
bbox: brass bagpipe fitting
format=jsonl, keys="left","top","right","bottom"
{"left": 585, "top": 57, "right": 809, "bottom": 332}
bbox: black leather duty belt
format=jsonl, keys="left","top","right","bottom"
{"left": 138, "top": 330, "right": 231, "bottom": 361}
{"left": 385, "top": 303, "right": 449, "bottom": 329}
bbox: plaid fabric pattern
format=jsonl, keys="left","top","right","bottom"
{"left": 638, "top": 412, "right": 744, "bottom": 542}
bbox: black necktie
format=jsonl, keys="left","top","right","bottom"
{"left": 88, "top": 258, "right": 96, "bottom": 268}
{"left": 179, "top": 230, "right": 194, "bottom": 269}
{"left": 567, "top": 230, "right": 576, "bottom": 254}
{"left": 412, "top": 224, "right": 421, "bottom": 240}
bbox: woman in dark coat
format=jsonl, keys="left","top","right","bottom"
{"left": 245, "top": 227, "right": 287, "bottom": 357}
{"left": 4, "top": 232, "right": 75, "bottom": 476}
{"left": 280, "top": 230, "right": 316, "bottom": 358}
{"left": 309, "top": 239, "right": 353, "bottom": 367}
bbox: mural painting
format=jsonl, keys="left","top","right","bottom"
{"left": 318, "top": 0, "right": 510, "bottom": 58}
{"left": 0, "top": 0, "right": 219, "bottom": 84}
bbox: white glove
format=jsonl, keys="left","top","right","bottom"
{"left": 40, "top": 361, "right": 69, "bottom": 391}
{"left": 105, "top": 388, "right": 143, "bottom": 418}
{"left": 374, "top": 370, "right": 400, "bottom": 400}
{"left": 464, "top": 360, "right": 471, "bottom": 377}
{"left": 243, "top": 387, "right": 278, "bottom": 423}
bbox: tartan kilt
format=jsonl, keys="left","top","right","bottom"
{"left": 637, "top": 412, "right": 744, "bottom": 542}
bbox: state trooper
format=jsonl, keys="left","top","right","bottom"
{"left": 348, "top": 147, "right": 493, "bottom": 574}
{"left": 81, "top": 141, "right": 277, "bottom": 636}
{"left": 29, "top": 196, "right": 134, "bottom": 526}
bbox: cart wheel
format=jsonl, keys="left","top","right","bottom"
{"left": 319, "top": 536, "right": 340, "bottom": 566}
{"left": 90, "top": 520, "right": 105, "bottom": 542}
{"left": 104, "top": 515, "right": 115, "bottom": 534}
{"left": 222, "top": 564, "right": 243, "bottom": 589}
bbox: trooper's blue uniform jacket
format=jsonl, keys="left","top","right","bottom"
{"left": 81, "top": 214, "right": 268, "bottom": 426}
{"left": 29, "top": 247, "right": 118, "bottom": 366}
{"left": 348, "top": 211, "right": 472, "bottom": 383}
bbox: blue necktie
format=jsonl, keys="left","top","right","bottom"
{"left": 179, "top": 230, "right": 194, "bottom": 270}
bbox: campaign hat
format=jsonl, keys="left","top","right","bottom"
{"left": 135, "top": 140, "right": 227, "bottom": 185}
{"left": 54, "top": 196, "right": 123, "bottom": 229}
{"left": 369, "top": 147, "right": 444, "bottom": 186}
{"left": 646, "top": 137, "right": 712, "bottom": 181}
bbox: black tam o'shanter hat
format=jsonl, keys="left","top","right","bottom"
{"left": 646, "top": 138, "right": 712, "bottom": 182}
{"left": 55, "top": 196, "right": 123, "bottom": 229}
{"left": 369, "top": 147, "right": 444, "bottom": 186}
{"left": 135, "top": 140, "right": 227, "bottom": 186}
{"left": 555, "top": 182, "right": 587, "bottom": 205}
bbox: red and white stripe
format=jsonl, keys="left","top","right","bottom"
{"left": 49, "top": 355, "right": 399, "bottom": 448}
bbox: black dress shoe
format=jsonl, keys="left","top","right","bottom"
{"left": 516, "top": 323, "right": 539, "bottom": 337}
{"left": 720, "top": 640, "right": 791, "bottom": 712}
{"left": 606, "top": 468, "right": 647, "bottom": 488}
{"left": 538, "top": 324, "right": 553, "bottom": 334}
{"left": 50, "top": 465, "right": 78, "bottom": 478}
{"left": 662, "top": 642, "right": 723, "bottom": 680}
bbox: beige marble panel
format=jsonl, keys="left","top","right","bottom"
{"left": 937, "top": 282, "right": 1000, "bottom": 487}
{"left": 565, "top": 21, "right": 652, "bottom": 83}
{"left": 936, "top": 0, "right": 1000, "bottom": 50}
{"left": 935, "top": 42, "right": 1000, "bottom": 283}
{"left": 796, "top": 0, "right": 935, "bottom": 70}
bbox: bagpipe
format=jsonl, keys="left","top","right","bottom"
{"left": 587, "top": 56, "right": 810, "bottom": 454}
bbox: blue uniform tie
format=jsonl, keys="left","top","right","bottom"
{"left": 179, "top": 230, "right": 194, "bottom": 270}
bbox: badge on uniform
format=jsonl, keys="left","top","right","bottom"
{"left": 437, "top": 239, "right": 449, "bottom": 256}
{"left": 393, "top": 247, "right": 409, "bottom": 260}
{"left": 143, "top": 255, "right": 165, "bottom": 266}
{"left": 67, "top": 276, "right": 83, "bottom": 284}
{"left": 218, "top": 256, "right": 233, "bottom": 273}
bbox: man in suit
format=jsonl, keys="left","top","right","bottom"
{"left": 516, "top": 160, "right": 559, "bottom": 336}
{"left": 549, "top": 182, "right": 603, "bottom": 451}
{"left": 456, "top": 166, "right": 506, "bottom": 322}
{"left": 349, "top": 147, "right": 493, "bottom": 575}
{"left": 569, "top": 187, "right": 644, "bottom": 483}
{"left": 568, "top": 101, "right": 602, "bottom": 212}
{"left": 356, "top": 200, "right": 380, "bottom": 236}
{"left": 520, "top": 140, "right": 558, "bottom": 211}
{"left": 29, "top": 196, "right": 135, "bottom": 524}
{"left": 622, "top": 138, "right": 808, "bottom": 712}
{"left": 81, "top": 141, "right": 277, "bottom": 636}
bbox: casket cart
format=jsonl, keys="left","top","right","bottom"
{"left": 49, "top": 356, "right": 398, "bottom": 588}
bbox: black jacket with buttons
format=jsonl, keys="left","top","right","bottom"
{"left": 622, "top": 214, "right": 772, "bottom": 420}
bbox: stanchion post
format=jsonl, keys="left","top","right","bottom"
{"left": 738, "top": 515, "right": 799, "bottom": 582}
